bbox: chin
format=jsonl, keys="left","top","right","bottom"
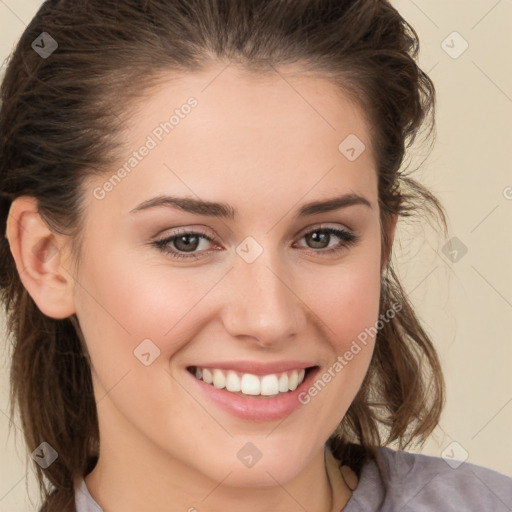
{"left": 198, "top": 439, "right": 313, "bottom": 488}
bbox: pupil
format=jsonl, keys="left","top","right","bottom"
{"left": 308, "top": 231, "right": 328, "bottom": 249}
{"left": 175, "top": 235, "right": 199, "bottom": 252}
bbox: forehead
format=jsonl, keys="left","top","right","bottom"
{"left": 85, "top": 63, "right": 377, "bottom": 218}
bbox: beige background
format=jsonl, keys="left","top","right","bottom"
{"left": 1, "top": 0, "right": 511, "bottom": 509}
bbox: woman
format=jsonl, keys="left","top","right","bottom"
{"left": 0, "top": 1, "right": 510, "bottom": 511}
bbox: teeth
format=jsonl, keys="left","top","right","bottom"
{"left": 278, "top": 373, "right": 289, "bottom": 392}
{"left": 288, "top": 370, "right": 299, "bottom": 391}
{"left": 193, "top": 367, "right": 308, "bottom": 396}
{"left": 241, "top": 374, "right": 260, "bottom": 395}
{"left": 261, "top": 374, "right": 279, "bottom": 396}
{"left": 202, "top": 368, "right": 213, "bottom": 384}
{"left": 226, "top": 370, "right": 241, "bottom": 392}
{"left": 212, "top": 369, "right": 226, "bottom": 389}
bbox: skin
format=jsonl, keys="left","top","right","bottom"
{"left": 7, "top": 63, "right": 397, "bottom": 512}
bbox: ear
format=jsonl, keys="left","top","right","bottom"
{"left": 381, "top": 212, "right": 399, "bottom": 272}
{"left": 6, "top": 196, "right": 76, "bottom": 319}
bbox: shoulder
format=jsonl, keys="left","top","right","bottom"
{"left": 345, "top": 447, "right": 512, "bottom": 512}
{"left": 74, "top": 477, "right": 103, "bottom": 512}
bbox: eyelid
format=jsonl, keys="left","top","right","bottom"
{"left": 294, "top": 221, "right": 353, "bottom": 238}
{"left": 152, "top": 224, "right": 217, "bottom": 240}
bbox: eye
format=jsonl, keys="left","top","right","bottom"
{"left": 152, "top": 229, "right": 216, "bottom": 260}
{"left": 294, "top": 226, "right": 359, "bottom": 255}
{"left": 152, "top": 225, "right": 359, "bottom": 261}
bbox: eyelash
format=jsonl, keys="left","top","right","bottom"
{"left": 152, "top": 226, "right": 359, "bottom": 261}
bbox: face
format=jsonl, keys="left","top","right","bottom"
{"left": 72, "top": 64, "right": 386, "bottom": 487}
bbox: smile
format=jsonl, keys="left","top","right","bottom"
{"left": 189, "top": 366, "right": 308, "bottom": 397}
{"left": 185, "top": 362, "right": 319, "bottom": 421}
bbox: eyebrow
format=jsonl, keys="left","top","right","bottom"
{"left": 129, "top": 193, "right": 372, "bottom": 219}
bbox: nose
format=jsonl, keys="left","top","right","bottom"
{"left": 220, "top": 249, "right": 306, "bottom": 348}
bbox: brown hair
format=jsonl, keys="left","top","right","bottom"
{"left": 0, "top": 0, "right": 446, "bottom": 510}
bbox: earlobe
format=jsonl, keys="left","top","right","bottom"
{"left": 6, "top": 196, "right": 76, "bottom": 319}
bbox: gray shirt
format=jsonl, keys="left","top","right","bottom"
{"left": 74, "top": 447, "right": 512, "bottom": 511}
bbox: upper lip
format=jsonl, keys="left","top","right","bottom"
{"left": 189, "top": 360, "right": 318, "bottom": 376}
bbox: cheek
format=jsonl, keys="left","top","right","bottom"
{"left": 74, "top": 242, "right": 214, "bottom": 343}
{"left": 295, "top": 239, "right": 382, "bottom": 408}
{"left": 72, "top": 250, "right": 202, "bottom": 427}
{"left": 72, "top": 241, "right": 235, "bottom": 419}
{"left": 303, "top": 244, "right": 382, "bottom": 351}
{"left": 293, "top": 259, "right": 381, "bottom": 433}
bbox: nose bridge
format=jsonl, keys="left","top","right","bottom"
{"left": 222, "top": 243, "right": 304, "bottom": 345}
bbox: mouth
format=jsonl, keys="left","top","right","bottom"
{"left": 187, "top": 365, "right": 317, "bottom": 398}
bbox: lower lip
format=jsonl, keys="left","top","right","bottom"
{"left": 185, "top": 367, "right": 319, "bottom": 422}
